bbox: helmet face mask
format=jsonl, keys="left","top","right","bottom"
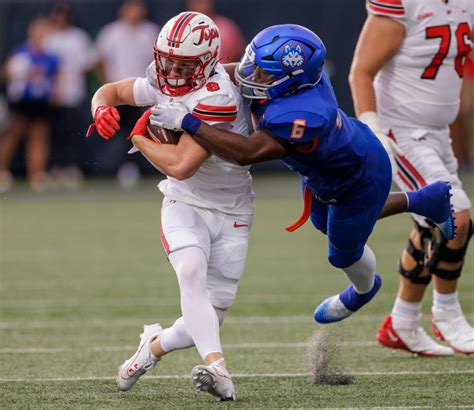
{"left": 154, "top": 12, "right": 220, "bottom": 96}
{"left": 235, "top": 24, "right": 327, "bottom": 100}
{"left": 235, "top": 49, "right": 277, "bottom": 99}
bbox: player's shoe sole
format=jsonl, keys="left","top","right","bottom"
{"left": 191, "top": 365, "right": 236, "bottom": 401}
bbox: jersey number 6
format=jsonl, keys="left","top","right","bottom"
{"left": 290, "top": 119, "right": 307, "bottom": 139}
{"left": 421, "top": 22, "right": 471, "bottom": 80}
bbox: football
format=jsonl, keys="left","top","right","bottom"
{"left": 146, "top": 122, "right": 182, "bottom": 145}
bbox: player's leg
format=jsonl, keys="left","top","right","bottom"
{"left": 378, "top": 126, "right": 471, "bottom": 355}
{"left": 426, "top": 138, "right": 473, "bottom": 353}
{"left": 377, "top": 220, "right": 454, "bottom": 356}
{"left": 157, "top": 307, "right": 228, "bottom": 355}
{"left": 314, "top": 205, "right": 382, "bottom": 324}
{"left": 379, "top": 183, "right": 455, "bottom": 240}
{"left": 117, "top": 199, "right": 212, "bottom": 391}
{"left": 190, "top": 211, "right": 252, "bottom": 401}
{"left": 314, "top": 138, "right": 391, "bottom": 324}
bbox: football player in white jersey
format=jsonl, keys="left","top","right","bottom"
{"left": 87, "top": 12, "right": 254, "bottom": 400}
{"left": 350, "top": 0, "right": 473, "bottom": 355}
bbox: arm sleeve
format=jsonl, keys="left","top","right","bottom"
{"left": 366, "top": 0, "right": 406, "bottom": 20}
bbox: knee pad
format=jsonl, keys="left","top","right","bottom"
{"left": 398, "top": 221, "right": 432, "bottom": 285}
{"left": 427, "top": 219, "right": 472, "bottom": 280}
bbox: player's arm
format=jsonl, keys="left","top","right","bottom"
{"left": 87, "top": 77, "right": 139, "bottom": 139}
{"left": 91, "top": 77, "right": 137, "bottom": 116}
{"left": 151, "top": 102, "right": 286, "bottom": 165}
{"left": 190, "top": 124, "right": 285, "bottom": 165}
{"left": 223, "top": 63, "right": 239, "bottom": 83}
{"left": 349, "top": 15, "right": 405, "bottom": 116}
{"left": 132, "top": 133, "right": 210, "bottom": 180}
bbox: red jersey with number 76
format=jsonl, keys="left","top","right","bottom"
{"left": 367, "top": 0, "right": 473, "bottom": 128}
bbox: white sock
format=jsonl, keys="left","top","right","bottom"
{"left": 343, "top": 245, "right": 376, "bottom": 293}
{"left": 167, "top": 247, "right": 225, "bottom": 360}
{"left": 391, "top": 297, "right": 422, "bottom": 329}
{"left": 433, "top": 290, "right": 460, "bottom": 312}
{"left": 160, "top": 308, "right": 227, "bottom": 353}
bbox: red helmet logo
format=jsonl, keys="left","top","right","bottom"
{"left": 192, "top": 25, "right": 220, "bottom": 47}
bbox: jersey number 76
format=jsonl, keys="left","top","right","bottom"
{"left": 421, "top": 22, "right": 471, "bottom": 80}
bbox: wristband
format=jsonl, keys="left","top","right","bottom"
{"left": 182, "top": 113, "right": 202, "bottom": 136}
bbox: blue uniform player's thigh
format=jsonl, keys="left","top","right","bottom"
{"left": 310, "top": 200, "right": 328, "bottom": 233}
{"left": 326, "top": 138, "right": 392, "bottom": 268}
{"left": 301, "top": 179, "right": 329, "bottom": 233}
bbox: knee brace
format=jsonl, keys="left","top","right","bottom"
{"left": 427, "top": 219, "right": 472, "bottom": 280}
{"left": 398, "top": 221, "right": 433, "bottom": 285}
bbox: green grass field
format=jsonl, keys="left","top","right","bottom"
{"left": 1, "top": 174, "right": 473, "bottom": 408}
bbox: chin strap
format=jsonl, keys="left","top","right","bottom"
{"left": 285, "top": 185, "right": 313, "bottom": 232}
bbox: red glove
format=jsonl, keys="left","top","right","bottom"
{"left": 86, "top": 105, "right": 121, "bottom": 140}
{"left": 127, "top": 108, "right": 152, "bottom": 141}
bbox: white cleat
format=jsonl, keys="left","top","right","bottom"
{"left": 117, "top": 323, "right": 162, "bottom": 391}
{"left": 432, "top": 308, "right": 474, "bottom": 355}
{"left": 191, "top": 359, "right": 236, "bottom": 401}
{"left": 377, "top": 315, "right": 454, "bottom": 357}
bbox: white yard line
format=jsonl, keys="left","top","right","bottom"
{"left": 2, "top": 314, "right": 473, "bottom": 329}
{"left": 0, "top": 370, "right": 473, "bottom": 383}
{"left": 0, "top": 341, "right": 377, "bottom": 354}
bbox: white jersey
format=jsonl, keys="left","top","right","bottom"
{"left": 133, "top": 63, "right": 254, "bottom": 215}
{"left": 368, "top": 0, "right": 474, "bottom": 128}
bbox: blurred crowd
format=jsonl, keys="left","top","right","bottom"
{"left": 0, "top": 0, "right": 472, "bottom": 194}
{"left": 0, "top": 0, "right": 245, "bottom": 192}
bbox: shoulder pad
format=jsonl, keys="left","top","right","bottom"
{"left": 264, "top": 109, "right": 326, "bottom": 142}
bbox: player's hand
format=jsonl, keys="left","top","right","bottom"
{"left": 150, "top": 102, "right": 189, "bottom": 131}
{"left": 359, "top": 111, "right": 402, "bottom": 176}
{"left": 128, "top": 107, "right": 152, "bottom": 141}
{"left": 86, "top": 105, "right": 121, "bottom": 140}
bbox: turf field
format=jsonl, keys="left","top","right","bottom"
{"left": 1, "top": 173, "right": 473, "bottom": 408}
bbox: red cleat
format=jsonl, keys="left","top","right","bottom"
{"left": 377, "top": 315, "right": 454, "bottom": 357}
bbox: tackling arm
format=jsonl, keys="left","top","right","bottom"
{"left": 191, "top": 123, "right": 286, "bottom": 166}
{"left": 222, "top": 63, "right": 239, "bottom": 83}
{"left": 132, "top": 133, "right": 210, "bottom": 180}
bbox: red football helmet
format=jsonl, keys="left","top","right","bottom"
{"left": 154, "top": 12, "right": 221, "bottom": 96}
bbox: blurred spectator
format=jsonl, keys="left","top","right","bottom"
{"left": 0, "top": 18, "right": 58, "bottom": 193}
{"left": 45, "top": 1, "right": 98, "bottom": 189}
{"left": 186, "top": 0, "right": 246, "bottom": 63}
{"left": 94, "top": 0, "right": 159, "bottom": 186}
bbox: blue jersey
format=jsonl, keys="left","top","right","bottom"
{"left": 251, "top": 72, "right": 377, "bottom": 202}
{"left": 6, "top": 43, "right": 59, "bottom": 104}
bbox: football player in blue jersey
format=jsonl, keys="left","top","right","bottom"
{"left": 146, "top": 24, "right": 456, "bottom": 324}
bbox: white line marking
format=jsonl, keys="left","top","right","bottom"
{"left": 1, "top": 370, "right": 473, "bottom": 383}
{"left": 2, "top": 314, "right": 472, "bottom": 329}
{"left": 0, "top": 341, "right": 378, "bottom": 354}
{"left": 0, "top": 316, "right": 311, "bottom": 329}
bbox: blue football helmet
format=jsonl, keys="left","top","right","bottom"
{"left": 235, "top": 24, "right": 327, "bottom": 100}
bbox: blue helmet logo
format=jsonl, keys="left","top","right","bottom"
{"left": 280, "top": 43, "right": 306, "bottom": 69}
